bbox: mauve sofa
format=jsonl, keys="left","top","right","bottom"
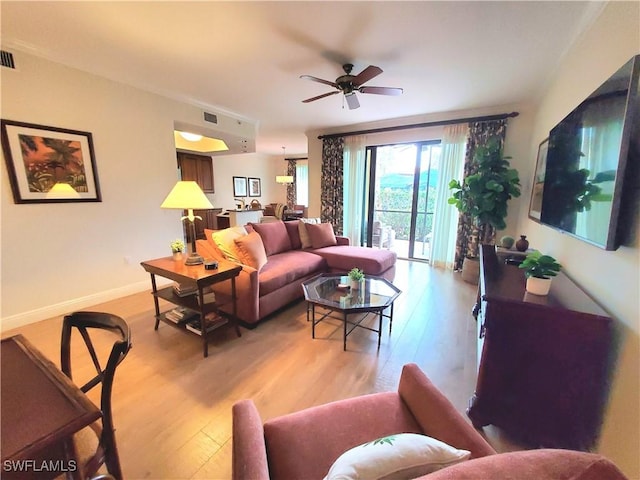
{"left": 196, "top": 220, "right": 397, "bottom": 326}
{"left": 232, "top": 363, "right": 629, "bottom": 480}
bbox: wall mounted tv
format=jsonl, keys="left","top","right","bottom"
{"left": 531, "top": 54, "right": 639, "bottom": 250}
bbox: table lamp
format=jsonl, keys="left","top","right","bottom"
{"left": 161, "top": 181, "right": 213, "bottom": 265}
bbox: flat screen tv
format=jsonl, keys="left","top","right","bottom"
{"left": 530, "top": 55, "right": 639, "bottom": 250}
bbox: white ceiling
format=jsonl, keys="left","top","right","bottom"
{"left": 1, "top": 1, "right": 604, "bottom": 156}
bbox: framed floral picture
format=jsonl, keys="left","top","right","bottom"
{"left": 248, "top": 177, "right": 261, "bottom": 197}
{"left": 528, "top": 138, "right": 548, "bottom": 221}
{"left": 1, "top": 120, "right": 101, "bottom": 203}
{"left": 233, "top": 176, "right": 247, "bottom": 197}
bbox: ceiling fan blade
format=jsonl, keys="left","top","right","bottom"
{"left": 352, "top": 65, "right": 383, "bottom": 86}
{"left": 345, "top": 92, "right": 360, "bottom": 110}
{"left": 302, "top": 91, "right": 340, "bottom": 103}
{"left": 300, "top": 75, "right": 338, "bottom": 88}
{"left": 359, "top": 86, "right": 404, "bottom": 96}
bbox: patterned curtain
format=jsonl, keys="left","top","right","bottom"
{"left": 286, "top": 159, "right": 297, "bottom": 207}
{"left": 321, "top": 137, "right": 345, "bottom": 235}
{"left": 454, "top": 120, "right": 507, "bottom": 270}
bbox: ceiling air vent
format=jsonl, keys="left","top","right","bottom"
{"left": 203, "top": 112, "right": 218, "bottom": 125}
{"left": 1, "top": 50, "right": 16, "bottom": 69}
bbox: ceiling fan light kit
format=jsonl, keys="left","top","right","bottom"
{"left": 301, "top": 63, "right": 403, "bottom": 110}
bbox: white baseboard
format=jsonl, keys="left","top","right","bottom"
{"left": 0, "top": 279, "right": 170, "bottom": 332}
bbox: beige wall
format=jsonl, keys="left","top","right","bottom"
{"left": 212, "top": 152, "right": 286, "bottom": 211}
{"left": 0, "top": 52, "right": 275, "bottom": 330}
{"left": 518, "top": 3, "right": 639, "bottom": 476}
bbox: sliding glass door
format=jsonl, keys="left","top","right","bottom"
{"left": 365, "top": 141, "right": 441, "bottom": 260}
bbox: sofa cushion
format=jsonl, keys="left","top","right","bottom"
{"left": 306, "top": 222, "right": 338, "bottom": 249}
{"left": 284, "top": 220, "right": 302, "bottom": 250}
{"left": 234, "top": 231, "right": 268, "bottom": 271}
{"left": 258, "top": 251, "right": 326, "bottom": 296}
{"left": 299, "top": 217, "right": 321, "bottom": 248}
{"left": 211, "top": 226, "right": 247, "bottom": 263}
{"left": 312, "top": 246, "right": 397, "bottom": 276}
{"left": 324, "top": 433, "right": 470, "bottom": 480}
{"left": 264, "top": 392, "right": 422, "bottom": 480}
{"left": 250, "top": 221, "right": 292, "bottom": 256}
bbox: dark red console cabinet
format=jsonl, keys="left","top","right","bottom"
{"left": 468, "top": 245, "right": 613, "bottom": 450}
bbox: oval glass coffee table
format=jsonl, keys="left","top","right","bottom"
{"left": 302, "top": 273, "right": 401, "bottom": 350}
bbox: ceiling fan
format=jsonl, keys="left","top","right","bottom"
{"left": 300, "top": 63, "right": 403, "bottom": 110}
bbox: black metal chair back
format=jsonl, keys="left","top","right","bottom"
{"left": 61, "top": 311, "right": 132, "bottom": 480}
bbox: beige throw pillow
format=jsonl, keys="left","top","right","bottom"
{"left": 298, "top": 217, "right": 321, "bottom": 249}
{"left": 211, "top": 226, "right": 247, "bottom": 263}
{"left": 323, "top": 433, "right": 471, "bottom": 480}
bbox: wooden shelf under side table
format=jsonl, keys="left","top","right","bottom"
{"left": 140, "top": 257, "right": 242, "bottom": 358}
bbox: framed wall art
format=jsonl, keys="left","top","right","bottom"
{"left": 248, "top": 177, "right": 261, "bottom": 197}
{"left": 528, "top": 138, "right": 548, "bottom": 221}
{"left": 1, "top": 120, "right": 101, "bottom": 203}
{"left": 232, "top": 176, "right": 247, "bottom": 197}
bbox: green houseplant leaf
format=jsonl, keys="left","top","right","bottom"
{"left": 518, "top": 251, "right": 562, "bottom": 279}
{"left": 448, "top": 138, "right": 521, "bottom": 234}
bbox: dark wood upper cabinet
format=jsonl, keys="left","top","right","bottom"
{"left": 177, "top": 152, "right": 214, "bottom": 193}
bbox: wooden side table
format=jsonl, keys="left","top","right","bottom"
{"left": 140, "top": 257, "right": 242, "bottom": 357}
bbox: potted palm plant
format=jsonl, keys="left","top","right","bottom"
{"left": 448, "top": 138, "right": 521, "bottom": 283}
{"left": 518, "top": 251, "right": 562, "bottom": 296}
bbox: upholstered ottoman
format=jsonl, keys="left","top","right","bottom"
{"left": 311, "top": 245, "right": 397, "bottom": 280}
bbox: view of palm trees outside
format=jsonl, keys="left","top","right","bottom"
{"left": 369, "top": 141, "right": 441, "bottom": 260}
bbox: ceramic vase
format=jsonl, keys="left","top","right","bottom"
{"left": 515, "top": 235, "right": 529, "bottom": 252}
{"left": 526, "top": 276, "right": 552, "bottom": 296}
{"left": 172, "top": 251, "right": 183, "bottom": 261}
{"left": 350, "top": 279, "right": 361, "bottom": 290}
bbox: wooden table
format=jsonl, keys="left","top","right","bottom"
{"left": 1, "top": 334, "right": 101, "bottom": 480}
{"left": 140, "top": 256, "right": 242, "bottom": 357}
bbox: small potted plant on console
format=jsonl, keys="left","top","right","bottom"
{"left": 348, "top": 267, "right": 365, "bottom": 290}
{"left": 518, "top": 251, "right": 562, "bottom": 296}
{"left": 171, "top": 239, "right": 185, "bottom": 261}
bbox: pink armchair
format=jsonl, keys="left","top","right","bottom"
{"left": 232, "top": 363, "right": 495, "bottom": 479}
{"left": 232, "top": 363, "right": 628, "bottom": 480}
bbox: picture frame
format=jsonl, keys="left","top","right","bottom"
{"left": 528, "top": 138, "right": 548, "bottom": 221}
{"left": 1, "top": 119, "right": 101, "bottom": 203}
{"left": 248, "top": 177, "right": 261, "bottom": 197}
{"left": 233, "top": 176, "right": 247, "bottom": 197}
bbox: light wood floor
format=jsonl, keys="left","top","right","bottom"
{"left": 2, "top": 259, "right": 522, "bottom": 479}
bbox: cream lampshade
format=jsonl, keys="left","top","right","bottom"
{"left": 161, "top": 181, "right": 213, "bottom": 265}
{"left": 46, "top": 182, "right": 81, "bottom": 199}
{"left": 275, "top": 175, "right": 294, "bottom": 184}
{"left": 276, "top": 146, "right": 294, "bottom": 185}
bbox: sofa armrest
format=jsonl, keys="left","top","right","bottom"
{"left": 232, "top": 399, "right": 270, "bottom": 480}
{"left": 398, "top": 363, "right": 496, "bottom": 458}
{"left": 421, "top": 449, "right": 629, "bottom": 480}
{"left": 335, "top": 236, "right": 350, "bottom": 246}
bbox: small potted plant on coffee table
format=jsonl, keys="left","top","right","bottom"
{"left": 518, "top": 251, "right": 562, "bottom": 296}
{"left": 171, "top": 239, "right": 185, "bottom": 261}
{"left": 348, "top": 267, "right": 365, "bottom": 290}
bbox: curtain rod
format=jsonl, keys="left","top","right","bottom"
{"left": 317, "top": 111, "right": 519, "bottom": 140}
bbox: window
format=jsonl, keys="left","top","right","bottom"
{"left": 296, "top": 162, "right": 309, "bottom": 206}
